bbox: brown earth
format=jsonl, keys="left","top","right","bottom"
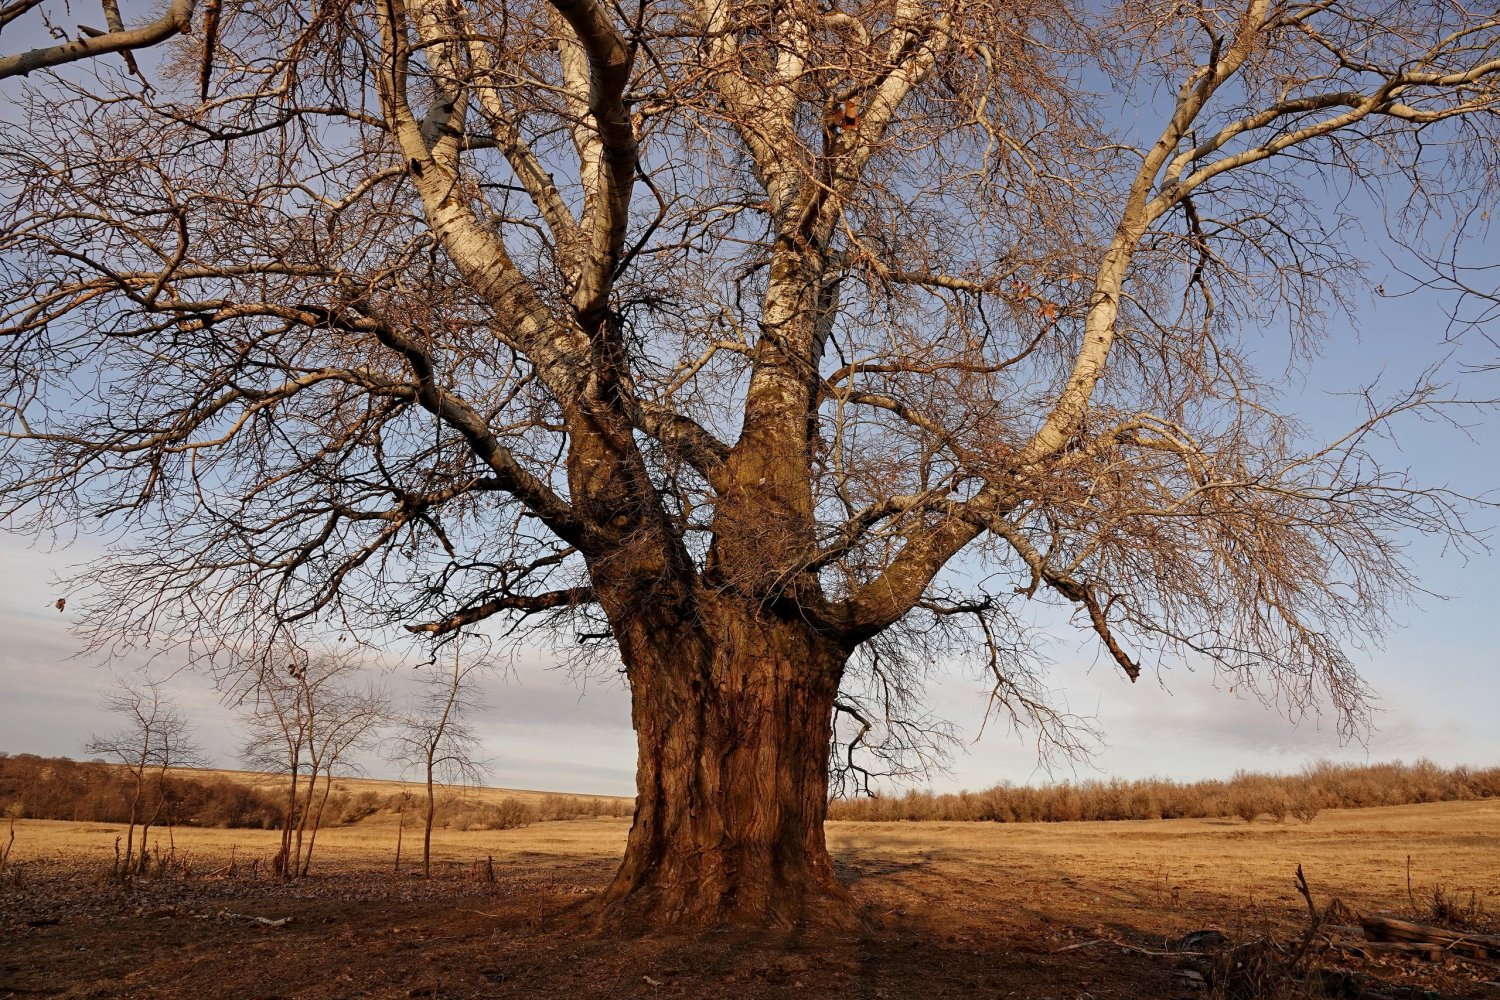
{"left": 2, "top": 800, "right": 1498, "bottom": 998}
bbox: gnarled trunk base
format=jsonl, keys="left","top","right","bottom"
{"left": 589, "top": 603, "right": 858, "bottom": 930}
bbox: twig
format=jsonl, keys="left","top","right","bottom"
{"left": 1053, "top": 938, "right": 1207, "bottom": 958}
{"left": 1284, "top": 863, "right": 1326, "bottom": 971}
{"left": 217, "top": 910, "right": 293, "bottom": 927}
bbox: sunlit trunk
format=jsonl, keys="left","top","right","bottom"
{"left": 592, "top": 602, "right": 856, "bottom": 928}
{"left": 422, "top": 765, "right": 436, "bottom": 878}
{"left": 299, "top": 771, "right": 333, "bottom": 876}
{"left": 275, "top": 768, "right": 298, "bottom": 879}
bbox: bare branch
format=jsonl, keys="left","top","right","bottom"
{"left": 0, "top": 0, "right": 192, "bottom": 80}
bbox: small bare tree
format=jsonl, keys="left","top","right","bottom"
{"left": 392, "top": 788, "right": 413, "bottom": 874}
{"left": 84, "top": 674, "right": 205, "bottom": 881}
{"left": 238, "top": 651, "right": 388, "bottom": 878}
{"left": 387, "top": 642, "right": 491, "bottom": 877}
{"left": 238, "top": 663, "right": 308, "bottom": 878}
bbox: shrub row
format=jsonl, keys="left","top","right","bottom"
{"left": 827, "top": 759, "right": 1500, "bottom": 824}
{"left": 0, "top": 754, "right": 282, "bottom": 828}
{"left": 0, "top": 754, "right": 635, "bottom": 833}
{"left": 435, "top": 792, "right": 631, "bottom": 831}
{"left": 16, "top": 752, "right": 1484, "bottom": 831}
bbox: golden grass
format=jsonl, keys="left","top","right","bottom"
{"left": 182, "top": 765, "right": 633, "bottom": 810}
{"left": 830, "top": 799, "right": 1500, "bottom": 932}
{"left": 6, "top": 813, "right": 630, "bottom": 872}
{"left": 8, "top": 797, "right": 1496, "bottom": 937}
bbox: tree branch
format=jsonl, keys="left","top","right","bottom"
{"left": 0, "top": 0, "right": 192, "bottom": 79}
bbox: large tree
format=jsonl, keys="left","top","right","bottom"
{"left": 2, "top": 1, "right": 1497, "bottom": 926}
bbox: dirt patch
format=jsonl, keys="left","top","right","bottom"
{"left": 0, "top": 861, "right": 1177, "bottom": 1000}
{"left": 3, "top": 802, "right": 1498, "bottom": 998}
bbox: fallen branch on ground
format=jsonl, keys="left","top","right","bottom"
{"left": 1053, "top": 938, "right": 1208, "bottom": 957}
{"left": 216, "top": 911, "right": 293, "bottom": 928}
{"left": 1333, "top": 938, "right": 1500, "bottom": 972}
{"left": 1360, "top": 915, "right": 1500, "bottom": 960}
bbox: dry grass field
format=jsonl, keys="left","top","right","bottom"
{"left": 183, "top": 766, "right": 635, "bottom": 812}
{"left": 2, "top": 796, "right": 1497, "bottom": 998}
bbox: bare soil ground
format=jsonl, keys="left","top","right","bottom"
{"left": 3, "top": 800, "right": 1498, "bottom": 999}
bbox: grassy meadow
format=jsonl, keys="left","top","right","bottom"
{"left": 7, "top": 784, "right": 1497, "bottom": 933}
{"left": 5, "top": 767, "right": 1498, "bottom": 999}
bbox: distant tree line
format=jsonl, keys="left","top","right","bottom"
{"left": 827, "top": 760, "right": 1500, "bottom": 824}
{"left": 11, "top": 752, "right": 1491, "bottom": 832}
{"left": 437, "top": 793, "right": 631, "bottom": 832}
{"left": 0, "top": 752, "right": 632, "bottom": 834}
{"left": 0, "top": 753, "right": 282, "bottom": 828}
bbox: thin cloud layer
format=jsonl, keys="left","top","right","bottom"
{"left": 2, "top": 533, "right": 1496, "bottom": 796}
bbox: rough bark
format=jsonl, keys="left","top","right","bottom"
{"left": 591, "top": 595, "right": 856, "bottom": 929}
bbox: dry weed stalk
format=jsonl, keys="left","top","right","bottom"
{"left": 0, "top": 811, "right": 16, "bottom": 887}
{"left": 470, "top": 854, "right": 497, "bottom": 884}
{"left": 1406, "top": 855, "right": 1492, "bottom": 934}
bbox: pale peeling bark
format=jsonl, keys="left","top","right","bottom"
{"left": 716, "top": 0, "right": 959, "bottom": 604}
{"left": 689, "top": 0, "right": 809, "bottom": 216}
{"left": 373, "top": 0, "right": 677, "bottom": 572}
{"left": 1016, "top": 0, "right": 1271, "bottom": 469}
{"left": 551, "top": 0, "right": 637, "bottom": 324}
{"left": 375, "top": 0, "right": 568, "bottom": 371}
{"left": 0, "top": 0, "right": 192, "bottom": 79}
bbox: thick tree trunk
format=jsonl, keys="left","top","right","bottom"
{"left": 592, "top": 603, "right": 856, "bottom": 929}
